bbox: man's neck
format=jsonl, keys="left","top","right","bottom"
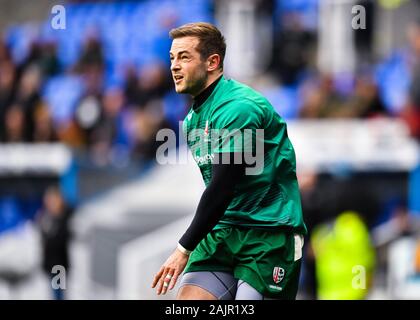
{"left": 193, "top": 72, "right": 223, "bottom": 98}
{"left": 192, "top": 73, "right": 223, "bottom": 110}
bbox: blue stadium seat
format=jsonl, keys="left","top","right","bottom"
{"left": 375, "top": 50, "right": 411, "bottom": 115}
{"left": 0, "top": 197, "right": 22, "bottom": 234}
{"left": 262, "top": 85, "right": 301, "bottom": 119}
{"left": 42, "top": 75, "right": 85, "bottom": 126}
{"left": 163, "top": 92, "right": 188, "bottom": 129}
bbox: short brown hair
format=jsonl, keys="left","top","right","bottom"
{"left": 169, "top": 22, "right": 226, "bottom": 69}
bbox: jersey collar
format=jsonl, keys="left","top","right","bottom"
{"left": 192, "top": 75, "right": 224, "bottom": 112}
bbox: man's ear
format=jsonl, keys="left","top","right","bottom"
{"left": 207, "top": 54, "right": 221, "bottom": 72}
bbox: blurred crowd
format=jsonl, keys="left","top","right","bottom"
{"left": 0, "top": 4, "right": 419, "bottom": 167}
{"left": 0, "top": 35, "right": 179, "bottom": 166}
{"left": 267, "top": 12, "right": 420, "bottom": 142}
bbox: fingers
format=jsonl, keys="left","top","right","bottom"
{"left": 155, "top": 267, "right": 167, "bottom": 295}
{"left": 169, "top": 271, "right": 180, "bottom": 290}
{"left": 154, "top": 267, "right": 178, "bottom": 295}
{"left": 152, "top": 248, "right": 189, "bottom": 295}
{"left": 151, "top": 266, "right": 164, "bottom": 288}
{"left": 156, "top": 276, "right": 164, "bottom": 295}
{"left": 160, "top": 273, "right": 174, "bottom": 295}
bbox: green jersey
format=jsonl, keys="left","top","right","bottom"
{"left": 182, "top": 76, "right": 307, "bottom": 235}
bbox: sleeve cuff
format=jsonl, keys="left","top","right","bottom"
{"left": 177, "top": 243, "right": 192, "bottom": 256}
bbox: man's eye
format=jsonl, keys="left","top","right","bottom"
{"left": 181, "top": 56, "right": 189, "bottom": 60}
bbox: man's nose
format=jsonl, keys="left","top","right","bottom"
{"left": 171, "top": 60, "right": 180, "bottom": 71}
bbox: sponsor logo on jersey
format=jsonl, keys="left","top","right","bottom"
{"left": 194, "top": 153, "right": 214, "bottom": 166}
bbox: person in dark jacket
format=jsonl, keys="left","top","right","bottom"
{"left": 37, "top": 185, "right": 72, "bottom": 300}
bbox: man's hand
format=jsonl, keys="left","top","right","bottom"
{"left": 151, "top": 248, "right": 189, "bottom": 295}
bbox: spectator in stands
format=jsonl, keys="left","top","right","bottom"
{"left": 310, "top": 211, "right": 375, "bottom": 300}
{"left": 135, "top": 62, "right": 172, "bottom": 107}
{"left": 76, "top": 35, "right": 104, "bottom": 73}
{"left": 19, "top": 42, "right": 43, "bottom": 74}
{"left": 0, "top": 60, "right": 17, "bottom": 140}
{"left": 0, "top": 40, "right": 16, "bottom": 116}
{"left": 40, "top": 42, "right": 61, "bottom": 77}
{"left": 14, "top": 64, "right": 43, "bottom": 141}
{"left": 0, "top": 40, "right": 12, "bottom": 63}
{"left": 299, "top": 73, "right": 346, "bottom": 118}
{"left": 55, "top": 116, "right": 86, "bottom": 149}
{"left": 131, "top": 98, "right": 171, "bottom": 161}
{"left": 122, "top": 62, "right": 173, "bottom": 162}
{"left": 124, "top": 64, "right": 140, "bottom": 106}
{"left": 0, "top": 61, "right": 15, "bottom": 104}
{"left": 21, "top": 41, "right": 61, "bottom": 78}
{"left": 88, "top": 87, "right": 130, "bottom": 166}
{"left": 18, "top": 64, "right": 42, "bottom": 100}
{"left": 346, "top": 73, "right": 388, "bottom": 118}
{"left": 75, "top": 34, "right": 105, "bottom": 96}
{"left": 32, "top": 103, "right": 58, "bottom": 143}
{"left": 2, "top": 104, "right": 27, "bottom": 142}
{"left": 270, "top": 11, "right": 316, "bottom": 85}
{"left": 36, "top": 185, "right": 72, "bottom": 300}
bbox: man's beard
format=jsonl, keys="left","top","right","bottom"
{"left": 183, "top": 69, "right": 208, "bottom": 96}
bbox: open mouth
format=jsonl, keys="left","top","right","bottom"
{"left": 174, "top": 75, "right": 184, "bottom": 84}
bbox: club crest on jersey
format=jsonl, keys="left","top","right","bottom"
{"left": 273, "top": 267, "right": 285, "bottom": 284}
{"left": 204, "top": 121, "right": 209, "bottom": 135}
{"left": 204, "top": 120, "right": 210, "bottom": 142}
